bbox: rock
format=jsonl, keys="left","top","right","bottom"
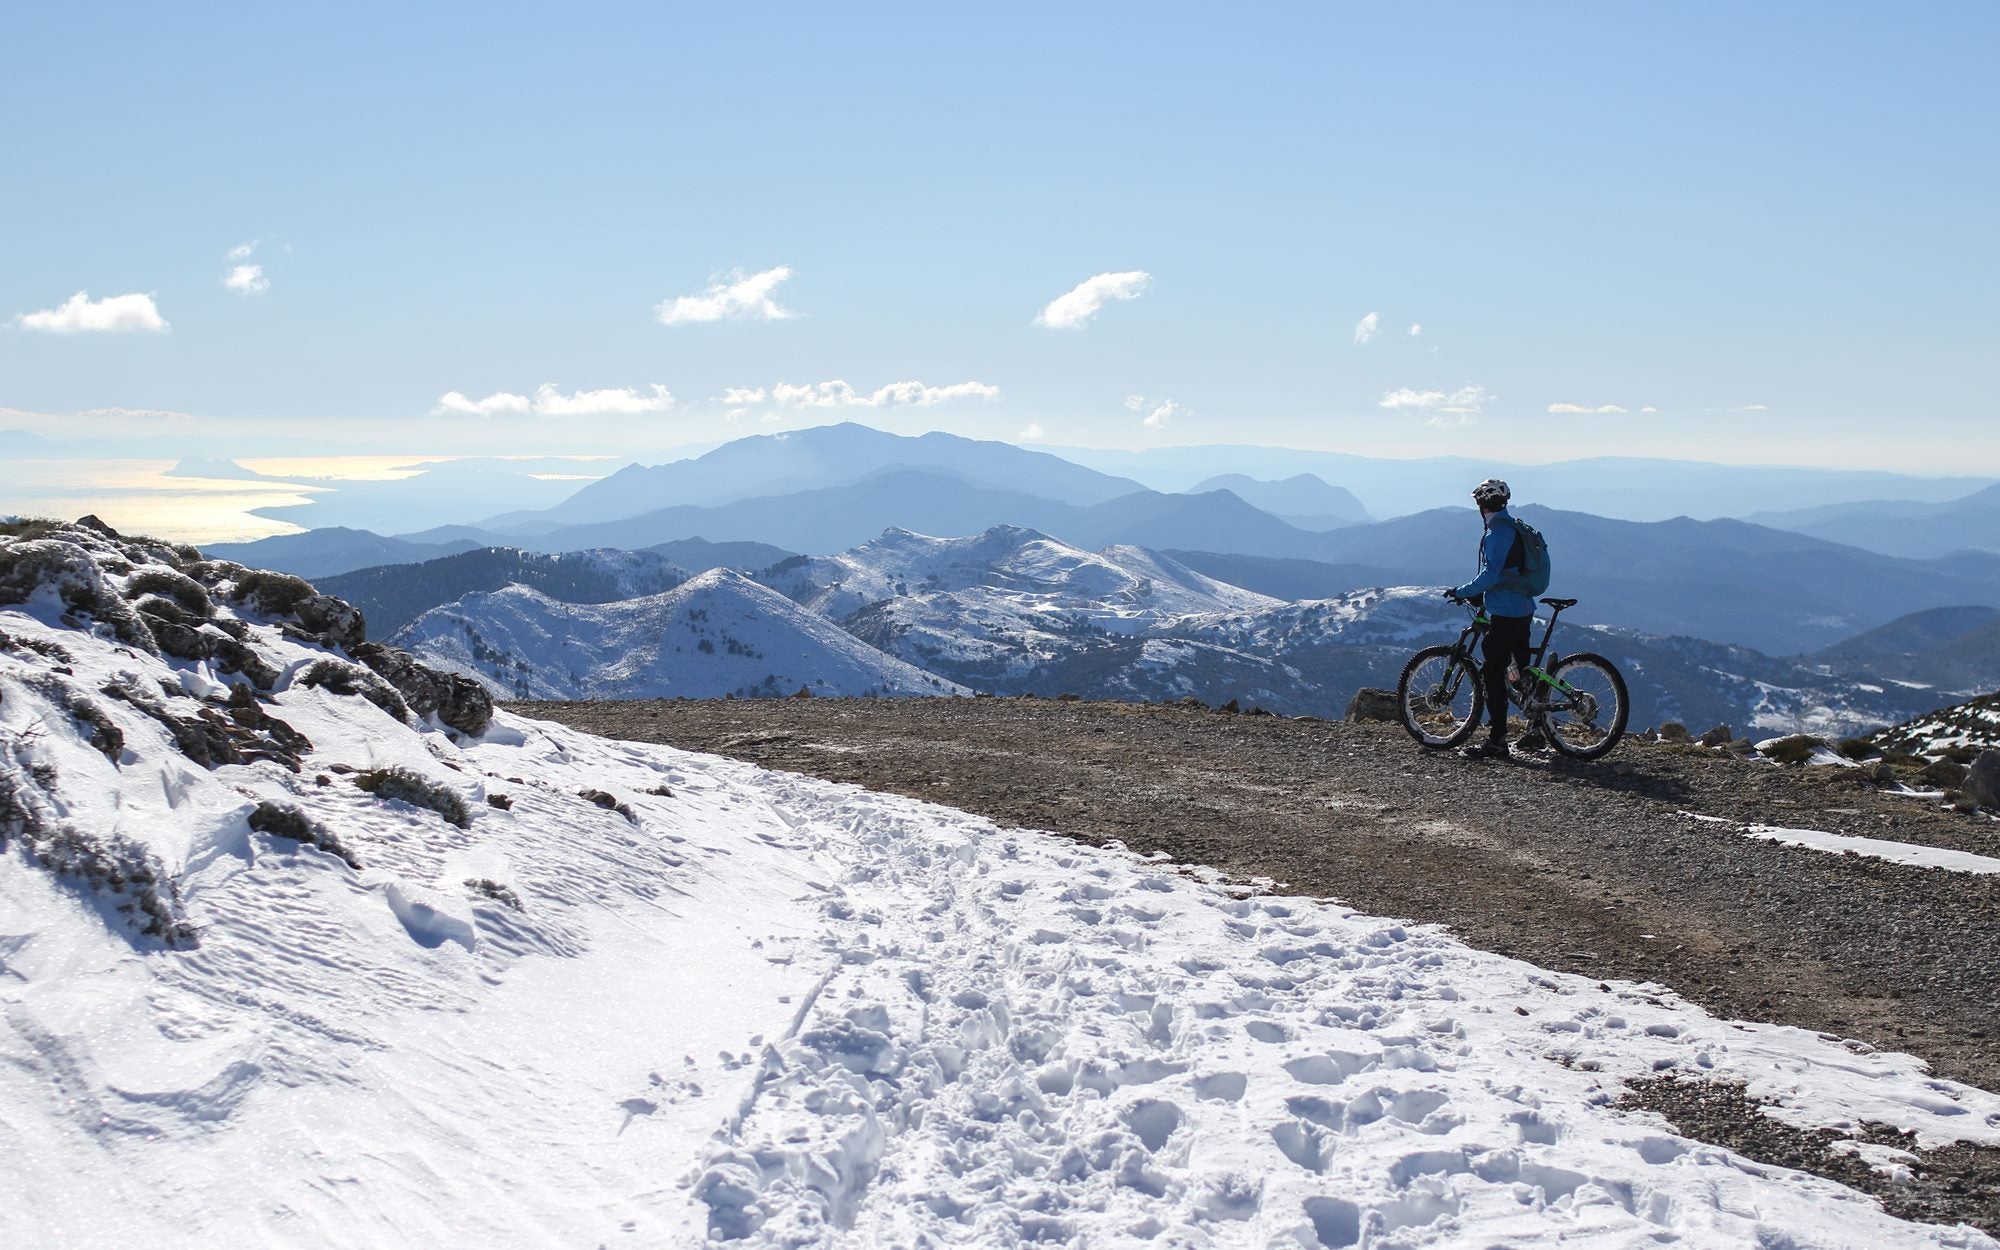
{"left": 792, "top": 685, "right": 813, "bottom": 699}
{"left": 74, "top": 514, "right": 120, "bottom": 538}
{"left": 214, "top": 637, "right": 280, "bottom": 689}
{"left": 1220, "top": 699, "right": 1240, "bottom": 714}
{"left": 1178, "top": 696, "right": 1206, "bottom": 709}
{"left": 295, "top": 594, "right": 366, "bottom": 651}
{"left": 1659, "top": 722, "right": 1692, "bottom": 744}
{"left": 1922, "top": 759, "right": 1969, "bottom": 788}
{"left": 351, "top": 642, "right": 493, "bottom": 736}
{"left": 1344, "top": 687, "right": 1401, "bottom": 723}
{"left": 1698, "top": 724, "right": 1733, "bottom": 747}
{"left": 1872, "top": 761, "right": 1897, "bottom": 783}
{"left": 1965, "top": 751, "right": 2000, "bottom": 808}
{"left": 150, "top": 619, "right": 217, "bottom": 661}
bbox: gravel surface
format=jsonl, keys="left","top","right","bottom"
{"left": 1621, "top": 1077, "right": 2000, "bottom": 1236}
{"left": 516, "top": 694, "right": 2000, "bottom": 1230}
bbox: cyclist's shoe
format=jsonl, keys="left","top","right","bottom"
{"left": 1461, "top": 734, "right": 1510, "bottom": 760}
{"left": 1515, "top": 730, "right": 1549, "bottom": 752}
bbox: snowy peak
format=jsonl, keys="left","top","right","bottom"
{"left": 760, "top": 524, "right": 1280, "bottom": 627}
{"left": 399, "top": 566, "right": 967, "bottom": 701}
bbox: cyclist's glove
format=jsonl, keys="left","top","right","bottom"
{"left": 1441, "top": 589, "right": 1462, "bottom": 603}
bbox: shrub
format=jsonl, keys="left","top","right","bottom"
{"left": 248, "top": 801, "right": 360, "bottom": 868}
{"left": 1761, "top": 735, "right": 1826, "bottom": 766}
{"left": 67, "top": 695, "right": 124, "bottom": 761}
{"left": 0, "top": 518, "right": 62, "bottom": 541}
{"left": 1835, "top": 737, "right": 1877, "bottom": 762}
{"left": 231, "top": 569, "right": 317, "bottom": 616}
{"left": 29, "top": 821, "right": 196, "bottom": 946}
{"left": 354, "top": 767, "right": 470, "bottom": 828}
{"left": 123, "top": 568, "right": 211, "bottom": 615}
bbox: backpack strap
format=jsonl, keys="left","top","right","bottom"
{"left": 1491, "top": 517, "right": 1524, "bottom": 573}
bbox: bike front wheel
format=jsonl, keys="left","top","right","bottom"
{"left": 1398, "top": 645, "right": 1485, "bottom": 748}
{"left": 1542, "top": 652, "right": 1630, "bottom": 760}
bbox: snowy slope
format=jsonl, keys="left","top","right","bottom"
{"left": 396, "top": 567, "right": 966, "bottom": 701}
{"left": 760, "top": 525, "right": 1278, "bottom": 628}
{"left": 1873, "top": 691, "right": 2000, "bottom": 756}
{"left": 4, "top": 524, "right": 2000, "bottom": 1247}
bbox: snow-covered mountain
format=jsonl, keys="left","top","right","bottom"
{"left": 319, "top": 545, "right": 693, "bottom": 637}
{"left": 1871, "top": 691, "right": 2000, "bottom": 757}
{"left": 759, "top": 525, "right": 1278, "bottom": 628}
{"left": 398, "top": 567, "right": 966, "bottom": 701}
{"left": 7, "top": 518, "right": 2000, "bottom": 1247}
{"left": 382, "top": 521, "right": 1958, "bottom": 734}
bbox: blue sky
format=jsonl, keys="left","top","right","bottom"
{"left": 2, "top": 2, "right": 1994, "bottom": 469}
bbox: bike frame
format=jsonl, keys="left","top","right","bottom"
{"left": 1444, "top": 600, "right": 1580, "bottom": 713}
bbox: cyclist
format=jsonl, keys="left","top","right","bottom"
{"left": 1443, "top": 479, "right": 1543, "bottom": 758}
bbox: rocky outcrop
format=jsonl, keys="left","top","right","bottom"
{"left": 352, "top": 643, "right": 494, "bottom": 736}
{"left": 2, "top": 518, "right": 490, "bottom": 737}
{"left": 1344, "top": 687, "right": 1400, "bottom": 723}
{"left": 1965, "top": 751, "right": 2000, "bottom": 809}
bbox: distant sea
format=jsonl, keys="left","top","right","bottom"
{"left": 0, "top": 458, "right": 425, "bottom": 545}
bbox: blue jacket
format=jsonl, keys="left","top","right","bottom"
{"left": 1453, "top": 508, "right": 1535, "bottom": 618}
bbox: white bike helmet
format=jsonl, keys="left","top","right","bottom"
{"left": 1470, "top": 478, "right": 1511, "bottom": 507}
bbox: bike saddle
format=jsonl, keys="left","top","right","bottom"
{"left": 1540, "top": 597, "right": 1578, "bottom": 610}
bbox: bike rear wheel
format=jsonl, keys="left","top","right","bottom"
{"left": 1398, "top": 645, "right": 1485, "bottom": 748}
{"left": 1542, "top": 652, "right": 1629, "bottom": 760}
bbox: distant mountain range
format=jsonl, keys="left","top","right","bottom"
{"left": 399, "top": 568, "right": 966, "bottom": 701}
{"left": 188, "top": 423, "right": 2000, "bottom": 663}
{"left": 1745, "top": 484, "right": 2000, "bottom": 558}
{"left": 1168, "top": 505, "right": 2000, "bottom": 655}
{"left": 477, "top": 422, "right": 1145, "bottom": 532}
{"left": 207, "top": 527, "right": 482, "bottom": 579}
{"left": 1186, "top": 473, "right": 1370, "bottom": 529}
{"left": 1049, "top": 443, "right": 1995, "bottom": 522}
{"left": 371, "top": 524, "right": 1993, "bottom": 738}
{"left": 319, "top": 547, "right": 693, "bottom": 637}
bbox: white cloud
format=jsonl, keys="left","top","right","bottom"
{"left": 431, "top": 383, "right": 674, "bottom": 418}
{"left": 1353, "top": 312, "right": 1380, "bottom": 346}
{"left": 771, "top": 379, "right": 1000, "bottom": 408}
{"left": 15, "top": 291, "right": 169, "bottom": 334}
{"left": 1409, "top": 323, "right": 1422, "bottom": 336}
{"left": 655, "top": 266, "right": 797, "bottom": 325}
{"left": 227, "top": 239, "right": 259, "bottom": 262}
{"left": 433, "top": 390, "right": 532, "bottom": 417}
{"left": 1035, "top": 271, "right": 1152, "bottom": 329}
{"left": 1731, "top": 403, "right": 1769, "bottom": 412}
{"left": 719, "top": 386, "right": 767, "bottom": 406}
{"left": 1548, "top": 402, "right": 1628, "bottom": 415}
{"left": 1641, "top": 406, "right": 1660, "bottom": 413}
{"left": 223, "top": 264, "right": 268, "bottom": 295}
{"left": 530, "top": 383, "right": 674, "bottom": 417}
{"left": 1018, "top": 422, "right": 1045, "bottom": 441}
{"left": 1125, "top": 393, "right": 1181, "bottom": 429}
{"left": 1379, "top": 384, "right": 1492, "bottom": 427}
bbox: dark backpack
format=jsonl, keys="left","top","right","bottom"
{"left": 1494, "top": 518, "right": 1552, "bottom": 596}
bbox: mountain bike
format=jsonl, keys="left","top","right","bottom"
{"left": 1396, "top": 596, "right": 1629, "bottom": 759}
